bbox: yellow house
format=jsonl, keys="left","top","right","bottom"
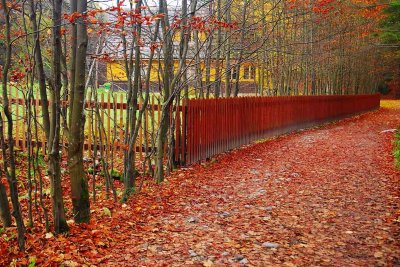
{"left": 103, "top": 1, "right": 278, "bottom": 94}
{"left": 106, "top": 59, "right": 259, "bottom": 83}
{"left": 106, "top": 59, "right": 163, "bottom": 82}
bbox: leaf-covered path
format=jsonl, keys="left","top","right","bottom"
{"left": 102, "top": 104, "right": 400, "bottom": 266}
{"left": 5, "top": 104, "right": 400, "bottom": 266}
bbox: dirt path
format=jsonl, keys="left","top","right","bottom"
{"left": 5, "top": 104, "right": 399, "bottom": 266}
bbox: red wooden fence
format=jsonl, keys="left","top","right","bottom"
{"left": 182, "top": 94, "right": 380, "bottom": 165}
{"left": 10, "top": 93, "right": 380, "bottom": 167}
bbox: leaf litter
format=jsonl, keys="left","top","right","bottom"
{"left": 1, "top": 105, "right": 400, "bottom": 266}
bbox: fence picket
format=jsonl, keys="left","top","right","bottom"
{"left": 139, "top": 97, "right": 143, "bottom": 160}
{"left": 107, "top": 93, "right": 111, "bottom": 147}
{"left": 119, "top": 93, "right": 124, "bottom": 152}
{"left": 88, "top": 92, "right": 92, "bottom": 157}
{"left": 100, "top": 93, "right": 105, "bottom": 155}
{"left": 22, "top": 101, "right": 26, "bottom": 151}
{"left": 15, "top": 98, "right": 19, "bottom": 148}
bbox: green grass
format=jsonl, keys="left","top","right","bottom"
{"left": 1, "top": 83, "right": 161, "bottom": 123}
{"left": 394, "top": 128, "right": 400, "bottom": 168}
{"left": 1, "top": 83, "right": 185, "bottom": 146}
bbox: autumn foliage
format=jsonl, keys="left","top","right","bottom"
{"left": 0, "top": 0, "right": 399, "bottom": 264}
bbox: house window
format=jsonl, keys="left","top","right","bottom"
{"left": 230, "top": 67, "right": 237, "bottom": 81}
{"left": 243, "top": 66, "right": 256, "bottom": 80}
{"left": 243, "top": 66, "right": 250, "bottom": 80}
{"left": 251, "top": 66, "right": 256, "bottom": 79}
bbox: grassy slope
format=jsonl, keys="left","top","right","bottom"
{"left": 381, "top": 100, "right": 400, "bottom": 168}
{"left": 394, "top": 129, "right": 400, "bottom": 168}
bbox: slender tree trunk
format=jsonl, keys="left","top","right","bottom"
{"left": 224, "top": 0, "right": 232, "bottom": 98}
{"left": 214, "top": 0, "right": 222, "bottom": 98}
{"left": 155, "top": 0, "right": 192, "bottom": 182}
{"left": 29, "top": 0, "right": 50, "bottom": 140}
{"left": 49, "top": 0, "right": 69, "bottom": 233}
{"left": 0, "top": 0, "right": 25, "bottom": 250}
{"left": 120, "top": 0, "right": 135, "bottom": 200}
{"left": 309, "top": 1, "right": 316, "bottom": 95}
{"left": 69, "top": 0, "right": 77, "bottom": 123}
{"left": 234, "top": 0, "right": 248, "bottom": 97}
{"left": 123, "top": 0, "right": 144, "bottom": 201}
{"left": 181, "top": 0, "right": 189, "bottom": 101}
{"left": 205, "top": 1, "right": 214, "bottom": 99}
{"left": 68, "top": 0, "right": 90, "bottom": 223}
{"left": 0, "top": 182, "right": 11, "bottom": 227}
{"left": 156, "top": 0, "right": 173, "bottom": 183}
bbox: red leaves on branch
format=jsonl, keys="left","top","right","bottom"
{"left": 13, "top": 29, "right": 24, "bottom": 38}
{"left": 154, "top": 13, "right": 165, "bottom": 20}
{"left": 91, "top": 53, "right": 113, "bottom": 63}
{"left": 150, "top": 42, "right": 160, "bottom": 51}
{"left": 10, "top": 69, "right": 25, "bottom": 82}
{"left": 1, "top": 0, "right": 22, "bottom": 11}
{"left": 359, "top": 4, "right": 386, "bottom": 19}
{"left": 312, "top": 6, "right": 334, "bottom": 14}
{"left": 207, "top": 17, "right": 238, "bottom": 31}
{"left": 63, "top": 12, "right": 82, "bottom": 23}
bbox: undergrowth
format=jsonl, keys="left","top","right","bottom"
{"left": 394, "top": 128, "right": 400, "bottom": 168}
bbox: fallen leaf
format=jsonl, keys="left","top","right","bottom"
{"left": 45, "top": 232, "right": 54, "bottom": 239}
{"left": 203, "top": 260, "right": 214, "bottom": 267}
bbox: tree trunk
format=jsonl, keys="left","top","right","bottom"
{"left": 234, "top": 0, "right": 249, "bottom": 97}
{"left": 224, "top": 0, "right": 232, "bottom": 98}
{"left": 69, "top": 0, "right": 77, "bottom": 123}
{"left": 68, "top": 0, "right": 90, "bottom": 223}
{"left": 155, "top": 0, "right": 173, "bottom": 183}
{"left": 0, "top": 0, "right": 25, "bottom": 251}
{"left": 49, "top": 0, "right": 69, "bottom": 233}
{"left": 155, "top": 0, "right": 192, "bottom": 182}
{"left": 205, "top": 1, "right": 214, "bottom": 99}
{"left": 0, "top": 181, "right": 11, "bottom": 227}
{"left": 123, "top": 0, "right": 143, "bottom": 201}
{"left": 214, "top": 0, "right": 222, "bottom": 98}
{"left": 29, "top": 0, "right": 50, "bottom": 140}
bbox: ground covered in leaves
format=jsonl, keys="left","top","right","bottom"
{"left": 2, "top": 101, "right": 400, "bottom": 266}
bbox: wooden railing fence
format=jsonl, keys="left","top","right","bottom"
{"left": 183, "top": 94, "right": 380, "bottom": 165}
{"left": 8, "top": 93, "right": 380, "bottom": 167}
{"left": 10, "top": 92, "right": 163, "bottom": 162}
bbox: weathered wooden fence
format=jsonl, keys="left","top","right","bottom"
{"left": 183, "top": 94, "right": 380, "bottom": 165}
{"left": 10, "top": 92, "right": 162, "bottom": 161}
{"left": 10, "top": 93, "right": 380, "bottom": 167}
